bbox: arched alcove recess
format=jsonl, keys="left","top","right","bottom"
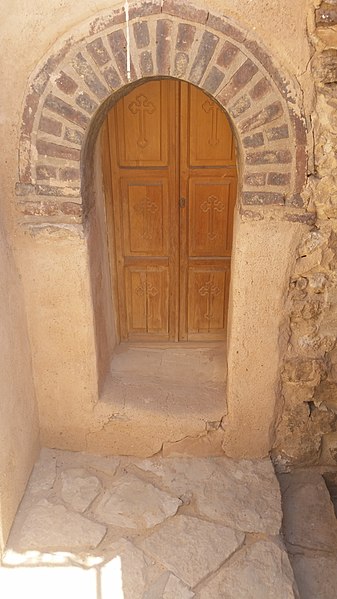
{"left": 15, "top": 1, "right": 312, "bottom": 458}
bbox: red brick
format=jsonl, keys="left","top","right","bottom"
{"left": 295, "top": 145, "right": 307, "bottom": 194}
{"left": 44, "top": 94, "right": 89, "bottom": 129}
{"left": 59, "top": 167, "right": 80, "bottom": 181}
{"left": 162, "top": 0, "right": 208, "bottom": 24}
{"left": 72, "top": 53, "right": 109, "bottom": 100}
{"left": 189, "top": 31, "right": 219, "bottom": 84}
{"left": 103, "top": 66, "right": 122, "bottom": 90}
{"left": 240, "top": 101, "right": 284, "bottom": 133}
{"left": 22, "top": 91, "right": 40, "bottom": 136}
{"left": 36, "top": 184, "right": 80, "bottom": 197}
{"left": 216, "top": 41, "right": 240, "bottom": 69}
{"left": 156, "top": 20, "right": 172, "bottom": 75}
{"left": 246, "top": 149, "right": 292, "bottom": 165}
{"left": 219, "top": 60, "right": 259, "bottom": 104}
{"left": 15, "top": 183, "right": 36, "bottom": 196}
{"left": 133, "top": 22, "right": 150, "bottom": 49}
{"left": 129, "top": 1, "right": 162, "bottom": 20}
{"left": 60, "top": 202, "right": 83, "bottom": 217}
{"left": 250, "top": 78, "right": 271, "bottom": 101}
{"left": 242, "top": 132, "right": 264, "bottom": 148}
{"left": 230, "top": 94, "right": 251, "bottom": 118}
{"left": 39, "top": 115, "right": 62, "bottom": 137}
{"left": 176, "top": 23, "right": 196, "bottom": 51}
{"left": 242, "top": 191, "right": 285, "bottom": 206}
{"left": 243, "top": 39, "right": 289, "bottom": 102}
{"left": 267, "top": 172, "right": 291, "bottom": 186}
{"left": 20, "top": 201, "right": 59, "bottom": 216}
{"left": 76, "top": 92, "right": 98, "bottom": 114}
{"left": 89, "top": 11, "right": 126, "bottom": 36}
{"left": 64, "top": 127, "right": 84, "bottom": 146}
{"left": 140, "top": 51, "right": 154, "bottom": 76}
{"left": 56, "top": 71, "right": 78, "bottom": 95}
{"left": 36, "top": 165, "right": 57, "bottom": 180}
{"left": 37, "top": 139, "right": 80, "bottom": 161}
{"left": 108, "top": 30, "right": 137, "bottom": 81}
{"left": 244, "top": 172, "right": 267, "bottom": 186}
{"left": 266, "top": 124, "right": 289, "bottom": 141}
{"left": 291, "top": 111, "right": 307, "bottom": 146}
{"left": 207, "top": 14, "right": 246, "bottom": 43}
{"left": 32, "top": 40, "right": 72, "bottom": 95}
{"left": 174, "top": 52, "right": 189, "bottom": 77}
{"left": 203, "top": 67, "right": 225, "bottom": 94}
{"left": 87, "top": 38, "right": 111, "bottom": 66}
{"left": 285, "top": 212, "right": 316, "bottom": 224}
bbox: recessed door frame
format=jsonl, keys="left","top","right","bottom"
{"left": 103, "top": 78, "right": 237, "bottom": 344}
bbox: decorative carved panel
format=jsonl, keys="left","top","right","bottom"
{"left": 188, "top": 179, "right": 235, "bottom": 257}
{"left": 188, "top": 84, "right": 235, "bottom": 167}
{"left": 116, "top": 80, "right": 169, "bottom": 166}
{"left": 121, "top": 180, "right": 168, "bottom": 256}
{"left": 126, "top": 268, "right": 169, "bottom": 334}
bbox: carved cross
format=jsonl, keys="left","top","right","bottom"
{"left": 135, "top": 278, "right": 159, "bottom": 324}
{"left": 198, "top": 279, "right": 221, "bottom": 321}
{"left": 200, "top": 194, "right": 225, "bottom": 241}
{"left": 128, "top": 94, "right": 155, "bottom": 148}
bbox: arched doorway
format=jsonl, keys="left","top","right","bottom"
{"left": 101, "top": 79, "right": 237, "bottom": 344}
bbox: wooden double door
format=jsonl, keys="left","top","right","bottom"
{"left": 103, "top": 80, "right": 237, "bottom": 342}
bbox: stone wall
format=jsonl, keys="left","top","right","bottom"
{"left": 272, "top": 0, "right": 337, "bottom": 469}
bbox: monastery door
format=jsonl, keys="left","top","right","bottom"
{"left": 103, "top": 79, "right": 236, "bottom": 342}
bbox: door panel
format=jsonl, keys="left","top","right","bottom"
{"left": 188, "top": 84, "right": 236, "bottom": 167}
{"left": 125, "top": 267, "right": 169, "bottom": 335}
{"left": 104, "top": 79, "right": 236, "bottom": 342}
{"left": 116, "top": 81, "right": 169, "bottom": 166}
{"left": 121, "top": 179, "right": 169, "bottom": 256}
{"left": 188, "top": 266, "right": 230, "bottom": 338}
{"left": 188, "top": 178, "right": 236, "bottom": 257}
{"left": 180, "top": 81, "right": 236, "bottom": 340}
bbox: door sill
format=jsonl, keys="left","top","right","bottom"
{"left": 99, "top": 341, "right": 227, "bottom": 423}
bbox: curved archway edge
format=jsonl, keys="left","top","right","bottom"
{"left": 16, "top": 0, "right": 309, "bottom": 225}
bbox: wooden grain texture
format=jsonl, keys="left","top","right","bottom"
{"left": 104, "top": 79, "right": 236, "bottom": 341}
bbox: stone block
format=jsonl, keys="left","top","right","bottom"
{"left": 140, "top": 514, "right": 244, "bottom": 587}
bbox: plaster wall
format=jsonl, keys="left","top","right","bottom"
{"left": 0, "top": 1, "right": 314, "bottom": 459}
{"left": 224, "top": 217, "right": 304, "bottom": 457}
{"left": 0, "top": 225, "right": 39, "bottom": 556}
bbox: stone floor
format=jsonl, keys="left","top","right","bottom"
{"left": 101, "top": 342, "right": 226, "bottom": 427}
{"left": 0, "top": 448, "right": 298, "bottom": 598}
{"left": 280, "top": 467, "right": 337, "bottom": 599}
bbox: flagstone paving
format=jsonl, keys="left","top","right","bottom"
{"left": 0, "top": 449, "right": 299, "bottom": 598}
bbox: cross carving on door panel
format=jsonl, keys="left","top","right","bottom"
{"left": 198, "top": 279, "right": 221, "bottom": 321}
{"left": 135, "top": 196, "right": 158, "bottom": 240}
{"left": 200, "top": 194, "right": 225, "bottom": 241}
{"left": 135, "top": 278, "right": 159, "bottom": 323}
{"left": 128, "top": 94, "right": 155, "bottom": 148}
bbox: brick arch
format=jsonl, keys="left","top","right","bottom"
{"left": 17, "top": 1, "right": 308, "bottom": 223}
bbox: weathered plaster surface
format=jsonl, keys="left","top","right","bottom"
{"left": 0, "top": 0, "right": 323, "bottom": 550}
{"left": 0, "top": 225, "right": 39, "bottom": 556}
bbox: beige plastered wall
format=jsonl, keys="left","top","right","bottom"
{"left": 0, "top": 222, "right": 39, "bottom": 557}
{"left": 0, "top": 1, "right": 314, "bottom": 466}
